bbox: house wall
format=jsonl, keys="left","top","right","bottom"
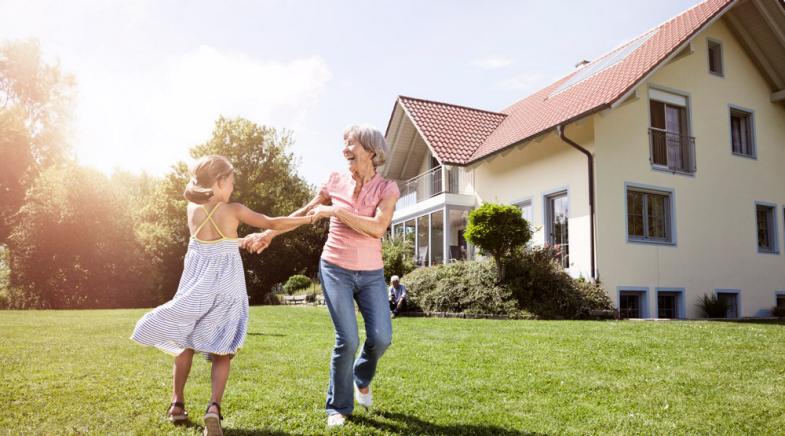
{"left": 472, "top": 120, "right": 595, "bottom": 278}
{"left": 594, "top": 18, "right": 785, "bottom": 318}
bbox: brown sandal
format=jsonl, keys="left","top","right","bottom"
{"left": 166, "top": 401, "right": 188, "bottom": 423}
{"left": 203, "top": 402, "right": 223, "bottom": 436}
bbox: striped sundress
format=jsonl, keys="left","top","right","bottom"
{"left": 131, "top": 203, "right": 249, "bottom": 359}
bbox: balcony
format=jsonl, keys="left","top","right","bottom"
{"left": 395, "top": 165, "right": 474, "bottom": 210}
{"left": 648, "top": 128, "right": 696, "bottom": 174}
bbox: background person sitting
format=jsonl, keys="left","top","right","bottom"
{"left": 388, "top": 275, "right": 407, "bottom": 318}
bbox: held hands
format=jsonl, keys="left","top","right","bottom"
{"left": 241, "top": 207, "right": 332, "bottom": 254}
{"left": 240, "top": 230, "right": 274, "bottom": 254}
{"left": 306, "top": 205, "right": 335, "bottom": 223}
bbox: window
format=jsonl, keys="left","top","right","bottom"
{"left": 708, "top": 39, "right": 723, "bottom": 76}
{"left": 716, "top": 291, "right": 739, "bottom": 318}
{"left": 619, "top": 291, "right": 646, "bottom": 319}
{"left": 627, "top": 187, "right": 673, "bottom": 244}
{"left": 430, "top": 210, "right": 444, "bottom": 265}
{"left": 416, "top": 214, "right": 429, "bottom": 266}
{"left": 777, "top": 294, "right": 785, "bottom": 309}
{"left": 657, "top": 291, "right": 681, "bottom": 319}
{"left": 649, "top": 89, "right": 695, "bottom": 173}
{"left": 730, "top": 107, "right": 755, "bottom": 157}
{"left": 756, "top": 203, "right": 778, "bottom": 253}
{"left": 515, "top": 199, "right": 533, "bottom": 224}
{"left": 545, "top": 192, "right": 569, "bottom": 268}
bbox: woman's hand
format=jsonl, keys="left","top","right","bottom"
{"left": 307, "top": 205, "right": 335, "bottom": 223}
{"left": 240, "top": 231, "right": 274, "bottom": 254}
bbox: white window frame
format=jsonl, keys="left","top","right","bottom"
{"left": 729, "top": 104, "right": 756, "bottom": 159}
{"left": 707, "top": 38, "right": 724, "bottom": 77}
{"left": 625, "top": 183, "right": 676, "bottom": 246}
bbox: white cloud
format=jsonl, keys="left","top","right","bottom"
{"left": 473, "top": 56, "right": 514, "bottom": 70}
{"left": 499, "top": 73, "right": 546, "bottom": 92}
{"left": 73, "top": 46, "right": 332, "bottom": 175}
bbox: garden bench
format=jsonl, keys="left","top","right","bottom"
{"left": 283, "top": 295, "right": 307, "bottom": 305}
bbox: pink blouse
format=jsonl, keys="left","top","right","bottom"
{"left": 319, "top": 172, "right": 400, "bottom": 271}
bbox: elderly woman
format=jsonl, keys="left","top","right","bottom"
{"left": 242, "top": 125, "right": 400, "bottom": 427}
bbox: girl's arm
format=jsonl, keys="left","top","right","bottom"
{"left": 230, "top": 203, "right": 313, "bottom": 231}
{"left": 239, "top": 193, "right": 329, "bottom": 253}
{"left": 261, "top": 193, "right": 328, "bottom": 238}
{"left": 307, "top": 194, "right": 398, "bottom": 239}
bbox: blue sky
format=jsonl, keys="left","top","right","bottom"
{"left": 1, "top": 0, "right": 699, "bottom": 186}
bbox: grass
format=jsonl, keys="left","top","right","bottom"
{"left": 2, "top": 307, "right": 784, "bottom": 435}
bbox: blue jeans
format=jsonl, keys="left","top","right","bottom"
{"left": 319, "top": 259, "right": 393, "bottom": 416}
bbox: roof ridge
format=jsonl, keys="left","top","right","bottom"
{"left": 398, "top": 95, "right": 507, "bottom": 118}
{"left": 502, "top": 0, "right": 723, "bottom": 109}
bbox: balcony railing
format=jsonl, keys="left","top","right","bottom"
{"left": 648, "top": 127, "right": 696, "bottom": 174}
{"left": 396, "top": 165, "right": 472, "bottom": 210}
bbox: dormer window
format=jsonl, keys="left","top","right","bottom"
{"left": 708, "top": 39, "right": 723, "bottom": 76}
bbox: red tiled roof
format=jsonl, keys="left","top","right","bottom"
{"left": 397, "top": 96, "right": 507, "bottom": 164}
{"left": 392, "top": 0, "right": 736, "bottom": 165}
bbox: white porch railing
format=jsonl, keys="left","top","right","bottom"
{"left": 395, "top": 165, "right": 473, "bottom": 210}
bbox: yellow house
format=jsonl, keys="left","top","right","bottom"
{"left": 382, "top": 0, "right": 785, "bottom": 319}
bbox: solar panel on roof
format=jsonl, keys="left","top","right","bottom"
{"left": 548, "top": 29, "right": 658, "bottom": 98}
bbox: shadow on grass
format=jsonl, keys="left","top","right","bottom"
{"left": 177, "top": 420, "right": 292, "bottom": 436}
{"left": 225, "top": 428, "right": 293, "bottom": 436}
{"left": 350, "top": 410, "right": 545, "bottom": 436}
{"left": 247, "top": 332, "right": 287, "bottom": 337}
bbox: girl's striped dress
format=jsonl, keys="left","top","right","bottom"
{"left": 131, "top": 203, "right": 249, "bottom": 358}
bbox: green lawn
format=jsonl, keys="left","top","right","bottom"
{"left": 2, "top": 307, "right": 784, "bottom": 435}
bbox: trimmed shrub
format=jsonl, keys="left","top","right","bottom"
{"left": 697, "top": 293, "right": 729, "bottom": 318}
{"left": 503, "top": 246, "right": 614, "bottom": 319}
{"left": 403, "top": 259, "right": 523, "bottom": 316}
{"left": 382, "top": 235, "right": 416, "bottom": 283}
{"left": 402, "top": 245, "right": 614, "bottom": 319}
{"left": 283, "top": 274, "right": 312, "bottom": 295}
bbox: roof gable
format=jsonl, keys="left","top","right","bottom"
{"left": 396, "top": 96, "right": 506, "bottom": 164}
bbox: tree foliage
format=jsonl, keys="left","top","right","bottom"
{"left": 382, "top": 235, "right": 416, "bottom": 283}
{"left": 7, "top": 165, "right": 155, "bottom": 308}
{"left": 464, "top": 203, "right": 532, "bottom": 280}
{"left": 0, "top": 39, "right": 74, "bottom": 242}
{"left": 136, "top": 117, "right": 327, "bottom": 305}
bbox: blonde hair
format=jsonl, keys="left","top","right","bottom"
{"left": 183, "top": 155, "right": 234, "bottom": 204}
{"left": 343, "top": 124, "right": 388, "bottom": 167}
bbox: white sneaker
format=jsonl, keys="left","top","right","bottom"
{"left": 327, "top": 413, "right": 346, "bottom": 427}
{"left": 354, "top": 384, "right": 373, "bottom": 409}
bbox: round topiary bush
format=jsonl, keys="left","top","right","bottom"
{"left": 283, "top": 274, "right": 312, "bottom": 295}
{"left": 464, "top": 203, "right": 531, "bottom": 280}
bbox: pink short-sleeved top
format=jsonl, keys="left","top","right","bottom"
{"left": 319, "top": 172, "right": 400, "bottom": 271}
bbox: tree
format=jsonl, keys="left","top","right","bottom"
{"left": 7, "top": 165, "right": 154, "bottom": 308}
{"left": 464, "top": 203, "right": 532, "bottom": 281}
{"left": 0, "top": 39, "right": 75, "bottom": 242}
{"left": 137, "top": 117, "right": 327, "bottom": 305}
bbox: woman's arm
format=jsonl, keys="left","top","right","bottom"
{"left": 308, "top": 194, "right": 398, "bottom": 239}
{"left": 231, "top": 203, "right": 313, "bottom": 231}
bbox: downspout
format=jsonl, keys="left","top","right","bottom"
{"left": 557, "top": 124, "right": 597, "bottom": 281}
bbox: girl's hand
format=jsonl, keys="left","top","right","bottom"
{"left": 307, "top": 205, "right": 335, "bottom": 223}
{"left": 241, "top": 231, "right": 274, "bottom": 254}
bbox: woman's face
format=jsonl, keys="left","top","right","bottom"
{"left": 343, "top": 135, "right": 374, "bottom": 172}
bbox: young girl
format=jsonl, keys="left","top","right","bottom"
{"left": 131, "top": 155, "right": 312, "bottom": 435}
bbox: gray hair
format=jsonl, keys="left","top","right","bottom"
{"left": 344, "top": 124, "right": 388, "bottom": 167}
{"left": 390, "top": 275, "right": 400, "bottom": 282}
